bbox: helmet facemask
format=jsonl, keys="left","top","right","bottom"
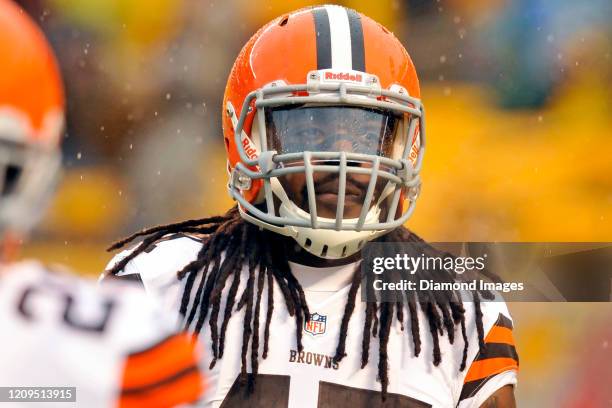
{"left": 0, "top": 137, "right": 61, "bottom": 239}
{"left": 227, "top": 70, "right": 425, "bottom": 259}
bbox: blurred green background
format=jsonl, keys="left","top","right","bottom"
{"left": 14, "top": 0, "right": 611, "bottom": 406}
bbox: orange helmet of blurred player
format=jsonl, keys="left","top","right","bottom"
{"left": 0, "top": 0, "right": 64, "bottom": 240}
{"left": 223, "top": 5, "right": 424, "bottom": 259}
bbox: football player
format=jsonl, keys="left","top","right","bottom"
{"left": 0, "top": 0, "right": 204, "bottom": 406}
{"left": 106, "top": 6, "right": 518, "bottom": 407}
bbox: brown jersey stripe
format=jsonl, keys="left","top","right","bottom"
{"left": 459, "top": 377, "right": 484, "bottom": 402}
{"left": 474, "top": 343, "right": 519, "bottom": 362}
{"left": 495, "top": 313, "right": 513, "bottom": 330}
{"left": 459, "top": 374, "right": 492, "bottom": 402}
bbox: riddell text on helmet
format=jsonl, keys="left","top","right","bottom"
{"left": 242, "top": 137, "right": 257, "bottom": 159}
{"left": 324, "top": 72, "right": 363, "bottom": 82}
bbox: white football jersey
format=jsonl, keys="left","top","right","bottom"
{"left": 0, "top": 260, "right": 204, "bottom": 408}
{"left": 108, "top": 234, "right": 518, "bottom": 408}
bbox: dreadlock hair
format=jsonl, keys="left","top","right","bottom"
{"left": 107, "top": 205, "right": 494, "bottom": 400}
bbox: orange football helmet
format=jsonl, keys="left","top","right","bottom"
{"left": 0, "top": 0, "right": 64, "bottom": 238}
{"left": 223, "top": 5, "right": 424, "bottom": 258}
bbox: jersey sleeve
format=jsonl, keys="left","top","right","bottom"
{"left": 457, "top": 306, "right": 519, "bottom": 408}
{"left": 101, "top": 234, "right": 203, "bottom": 295}
{"left": 101, "top": 247, "right": 144, "bottom": 285}
{"left": 118, "top": 332, "right": 205, "bottom": 408}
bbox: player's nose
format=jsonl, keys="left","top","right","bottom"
{"left": 330, "top": 138, "right": 354, "bottom": 152}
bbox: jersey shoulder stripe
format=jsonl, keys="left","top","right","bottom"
{"left": 459, "top": 312, "right": 519, "bottom": 402}
{"left": 119, "top": 332, "right": 204, "bottom": 408}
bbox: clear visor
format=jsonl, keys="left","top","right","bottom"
{"left": 265, "top": 106, "right": 404, "bottom": 160}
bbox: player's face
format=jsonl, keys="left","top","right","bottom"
{"left": 265, "top": 106, "right": 401, "bottom": 218}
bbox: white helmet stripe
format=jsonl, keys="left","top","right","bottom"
{"left": 325, "top": 5, "right": 353, "bottom": 70}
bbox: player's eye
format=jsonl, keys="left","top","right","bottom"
{"left": 296, "top": 128, "right": 322, "bottom": 138}
{"left": 295, "top": 128, "right": 325, "bottom": 144}
{"left": 365, "top": 131, "right": 380, "bottom": 144}
{"left": 351, "top": 131, "right": 379, "bottom": 149}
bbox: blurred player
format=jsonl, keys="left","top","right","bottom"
{"left": 106, "top": 6, "right": 518, "bottom": 407}
{"left": 0, "top": 0, "right": 204, "bottom": 406}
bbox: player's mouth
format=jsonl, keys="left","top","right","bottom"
{"left": 316, "top": 182, "right": 365, "bottom": 207}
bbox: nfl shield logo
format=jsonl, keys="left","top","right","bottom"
{"left": 304, "top": 313, "right": 327, "bottom": 336}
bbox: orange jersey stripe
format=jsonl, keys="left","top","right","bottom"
{"left": 118, "top": 369, "right": 203, "bottom": 408}
{"left": 121, "top": 333, "right": 199, "bottom": 389}
{"left": 464, "top": 357, "right": 519, "bottom": 383}
{"left": 485, "top": 326, "right": 515, "bottom": 346}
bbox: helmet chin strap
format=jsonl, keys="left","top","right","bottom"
{"left": 278, "top": 203, "right": 384, "bottom": 259}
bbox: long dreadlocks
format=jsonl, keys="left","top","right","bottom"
{"left": 107, "top": 206, "right": 493, "bottom": 400}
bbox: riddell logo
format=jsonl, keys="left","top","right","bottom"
{"left": 324, "top": 72, "right": 363, "bottom": 82}
{"left": 242, "top": 138, "right": 257, "bottom": 160}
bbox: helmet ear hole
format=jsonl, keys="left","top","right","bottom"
{"left": 2, "top": 165, "right": 22, "bottom": 196}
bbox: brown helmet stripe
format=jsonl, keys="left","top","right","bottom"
{"left": 346, "top": 8, "right": 365, "bottom": 71}
{"left": 312, "top": 8, "right": 332, "bottom": 69}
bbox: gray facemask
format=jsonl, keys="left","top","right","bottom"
{"left": 227, "top": 69, "right": 425, "bottom": 259}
